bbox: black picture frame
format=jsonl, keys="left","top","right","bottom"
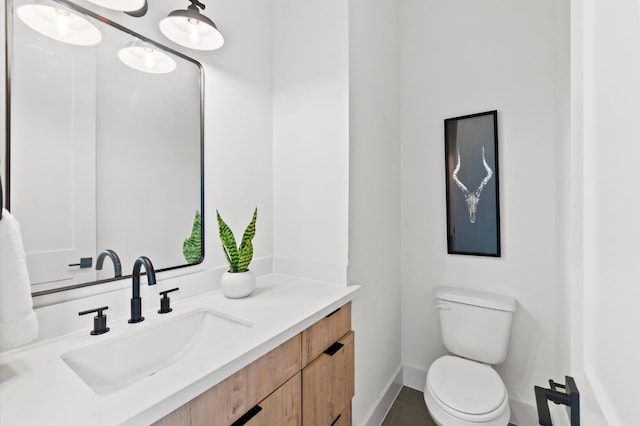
{"left": 444, "top": 110, "right": 501, "bottom": 256}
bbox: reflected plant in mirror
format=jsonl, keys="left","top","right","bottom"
{"left": 4, "top": 0, "right": 205, "bottom": 296}
{"left": 183, "top": 211, "right": 203, "bottom": 264}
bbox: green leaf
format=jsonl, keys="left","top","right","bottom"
{"left": 237, "top": 208, "right": 257, "bottom": 272}
{"left": 217, "top": 210, "right": 240, "bottom": 272}
{"left": 183, "top": 210, "right": 202, "bottom": 264}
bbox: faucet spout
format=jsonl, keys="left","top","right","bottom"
{"left": 96, "top": 249, "right": 122, "bottom": 278}
{"left": 128, "top": 256, "right": 157, "bottom": 323}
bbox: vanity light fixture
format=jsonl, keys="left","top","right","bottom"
{"left": 118, "top": 41, "right": 177, "bottom": 74}
{"left": 159, "top": 0, "right": 224, "bottom": 51}
{"left": 85, "top": 0, "right": 148, "bottom": 17}
{"left": 16, "top": 4, "right": 102, "bottom": 46}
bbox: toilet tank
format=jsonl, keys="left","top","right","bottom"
{"left": 436, "top": 286, "right": 517, "bottom": 365}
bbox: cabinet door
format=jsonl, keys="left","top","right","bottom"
{"left": 302, "top": 331, "right": 354, "bottom": 426}
{"left": 234, "top": 372, "right": 301, "bottom": 426}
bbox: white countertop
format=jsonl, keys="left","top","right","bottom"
{"left": 0, "top": 274, "right": 360, "bottom": 426}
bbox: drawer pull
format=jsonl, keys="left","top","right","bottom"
{"left": 325, "top": 307, "right": 341, "bottom": 318}
{"left": 330, "top": 414, "right": 342, "bottom": 426}
{"left": 230, "top": 405, "right": 262, "bottom": 426}
{"left": 324, "top": 341, "right": 344, "bottom": 357}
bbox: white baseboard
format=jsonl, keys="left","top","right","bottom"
{"left": 359, "top": 365, "right": 403, "bottom": 426}
{"left": 509, "top": 399, "right": 539, "bottom": 426}
{"left": 402, "top": 364, "right": 427, "bottom": 391}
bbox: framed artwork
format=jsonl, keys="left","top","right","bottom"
{"left": 444, "top": 110, "right": 500, "bottom": 256}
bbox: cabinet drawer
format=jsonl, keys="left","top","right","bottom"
{"left": 302, "top": 331, "right": 355, "bottom": 426}
{"left": 190, "top": 333, "right": 302, "bottom": 425}
{"left": 151, "top": 403, "right": 190, "bottom": 426}
{"left": 234, "top": 372, "right": 301, "bottom": 426}
{"left": 331, "top": 404, "right": 352, "bottom": 426}
{"left": 302, "top": 302, "right": 351, "bottom": 366}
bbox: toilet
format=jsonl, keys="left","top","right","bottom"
{"left": 424, "top": 286, "right": 517, "bottom": 426}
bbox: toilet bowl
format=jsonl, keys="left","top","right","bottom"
{"left": 424, "top": 355, "right": 510, "bottom": 426}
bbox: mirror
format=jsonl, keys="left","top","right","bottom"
{"left": 5, "top": 0, "right": 204, "bottom": 296}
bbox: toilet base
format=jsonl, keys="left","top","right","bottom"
{"left": 424, "top": 387, "right": 511, "bottom": 426}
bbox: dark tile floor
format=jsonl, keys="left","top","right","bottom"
{"left": 381, "top": 386, "right": 436, "bottom": 426}
{"left": 381, "top": 386, "right": 518, "bottom": 426}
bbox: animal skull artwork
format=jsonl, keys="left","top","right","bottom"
{"left": 452, "top": 146, "right": 493, "bottom": 223}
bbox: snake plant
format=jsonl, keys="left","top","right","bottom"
{"left": 217, "top": 208, "right": 257, "bottom": 273}
{"left": 183, "top": 210, "right": 202, "bottom": 264}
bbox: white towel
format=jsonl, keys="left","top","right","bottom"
{"left": 0, "top": 208, "right": 39, "bottom": 350}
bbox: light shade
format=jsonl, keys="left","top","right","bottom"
{"left": 118, "top": 42, "right": 177, "bottom": 74}
{"left": 17, "top": 5, "right": 102, "bottom": 46}
{"left": 84, "top": 0, "right": 146, "bottom": 13}
{"left": 159, "top": 3, "right": 224, "bottom": 51}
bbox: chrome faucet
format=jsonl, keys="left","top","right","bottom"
{"left": 96, "top": 249, "right": 122, "bottom": 278}
{"left": 128, "top": 256, "right": 157, "bottom": 323}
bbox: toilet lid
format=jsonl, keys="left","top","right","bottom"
{"left": 427, "top": 355, "right": 506, "bottom": 416}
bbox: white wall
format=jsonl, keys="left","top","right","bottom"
{"left": 348, "top": 0, "right": 402, "bottom": 424}
{"left": 272, "top": 0, "right": 350, "bottom": 285}
{"left": 0, "top": 3, "right": 5, "bottom": 201}
{"left": 398, "top": 0, "right": 569, "bottom": 421}
{"left": 569, "top": 0, "right": 640, "bottom": 424}
{"left": 200, "top": 0, "right": 274, "bottom": 269}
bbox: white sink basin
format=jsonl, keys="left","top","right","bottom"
{"left": 61, "top": 308, "right": 252, "bottom": 395}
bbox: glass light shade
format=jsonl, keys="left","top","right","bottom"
{"left": 159, "top": 7, "right": 224, "bottom": 51}
{"left": 84, "top": 0, "right": 146, "bottom": 13}
{"left": 118, "top": 43, "right": 177, "bottom": 74}
{"left": 17, "top": 5, "right": 102, "bottom": 46}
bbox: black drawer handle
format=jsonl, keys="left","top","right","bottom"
{"left": 69, "top": 257, "right": 93, "bottom": 268}
{"left": 330, "top": 414, "right": 342, "bottom": 426}
{"left": 324, "top": 341, "right": 344, "bottom": 357}
{"left": 230, "top": 405, "right": 262, "bottom": 426}
{"left": 325, "top": 307, "right": 341, "bottom": 318}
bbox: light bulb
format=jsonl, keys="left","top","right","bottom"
{"left": 188, "top": 18, "right": 200, "bottom": 45}
{"left": 143, "top": 47, "right": 155, "bottom": 70}
{"left": 118, "top": 43, "right": 176, "bottom": 74}
{"left": 55, "top": 8, "right": 70, "bottom": 37}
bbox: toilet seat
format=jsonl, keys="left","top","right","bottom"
{"left": 426, "top": 355, "right": 509, "bottom": 423}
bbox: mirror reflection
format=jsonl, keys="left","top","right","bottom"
{"left": 6, "top": 0, "right": 204, "bottom": 295}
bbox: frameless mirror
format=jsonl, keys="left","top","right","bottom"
{"left": 5, "top": 0, "right": 204, "bottom": 296}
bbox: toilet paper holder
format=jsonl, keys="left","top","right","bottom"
{"left": 534, "top": 375, "right": 580, "bottom": 426}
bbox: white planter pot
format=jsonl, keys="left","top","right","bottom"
{"left": 220, "top": 270, "right": 256, "bottom": 299}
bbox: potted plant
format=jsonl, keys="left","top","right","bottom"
{"left": 217, "top": 208, "right": 258, "bottom": 298}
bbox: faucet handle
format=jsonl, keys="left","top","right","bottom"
{"left": 158, "top": 287, "right": 180, "bottom": 314}
{"left": 79, "top": 306, "right": 110, "bottom": 335}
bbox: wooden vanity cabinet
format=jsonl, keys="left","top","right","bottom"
{"left": 239, "top": 372, "right": 301, "bottom": 426}
{"left": 302, "top": 304, "right": 354, "bottom": 426}
{"left": 153, "top": 302, "right": 353, "bottom": 426}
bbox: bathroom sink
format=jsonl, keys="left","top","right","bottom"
{"left": 61, "top": 308, "right": 252, "bottom": 395}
